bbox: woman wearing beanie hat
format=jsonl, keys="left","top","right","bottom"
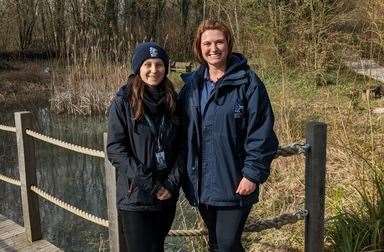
{"left": 107, "top": 42, "right": 181, "bottom": 252}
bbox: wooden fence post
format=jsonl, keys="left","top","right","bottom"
{"left": 304, "top": 121, "right": 327, "bottom": 252}
{"left": 104, "top": 133, "right": 123, "bottom": 252}
{"left": 15, "top": 111, "right": 42, "bottom": 242}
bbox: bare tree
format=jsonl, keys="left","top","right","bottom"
{"left": 104, "top": 0, "right": 119, "bottom": 37}
{"left": 180, "top": 0, "right": 190, "bottom": 29}
{"left": 15, "top": 0, "right": 38, "bottom": 50}
{"left": 54, "top": 0, "right": 66, "bottom": 54}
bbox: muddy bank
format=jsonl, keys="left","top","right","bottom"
{"left": 0, "top": 61, "right": 51, "bottom": 109}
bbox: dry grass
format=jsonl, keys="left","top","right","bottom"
{"left": 247, "top": 68, "right": 384, "bottom": 251}
{"left": 49, "top": 58, "right": 183, "bottom": 115}
{"left": 0, "top": 61, "right": 50, "bottom": 106}
{"left": 50, "top": 58, "right": 130, "bottom": 115}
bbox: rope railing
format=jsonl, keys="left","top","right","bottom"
{"left": 2, "top": 112, "right": 327, "bottom": 251}
{"left": 244, "top": 209, "right": 308, "bottom": 232}
{"left": 275, "top": 142, "right": 310, "bottom": 158}
{"left": 1, "top": 122, "right": 306, "bottom": 160}
{"left": 26, "top": 129, "right": 105, "bottom": 158}
{"left": 0, "top": 171, "right": 307, "bottom": 237}
{"left": 30, "top": 185, "right": 109, "bottom": 227}
{"left": 0, "top": 124, "right": 16, "bottom": 133}
{"left": 0, "top": 173, "right": 21, "bottom": 186}
{"left": 168, "top": 209, "right": 308, "bottom": 236}
{"left": 25, "top": 127, "right": 306, "bottom": 160}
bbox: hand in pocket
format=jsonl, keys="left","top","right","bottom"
{"left": 156, "top": 186, "right": 172, "bottom": 200}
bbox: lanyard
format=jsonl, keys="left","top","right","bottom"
{"left": 143, "top": 113, "right": 165, "bottom": 150}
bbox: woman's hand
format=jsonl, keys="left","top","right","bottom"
{"left": 156, "top": 186, "right": 172, "bottom": 200}
{"left": 236, "top": 177, "right": 257, "bottom": 196}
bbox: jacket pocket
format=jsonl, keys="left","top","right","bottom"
{"left": 128, "top": 175, "right": 156, "bottom": 206}
{"left": 239, "top": 187, "right": 260, "bottom": 207}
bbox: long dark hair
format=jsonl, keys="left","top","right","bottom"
{"left": 128, "top": 74, "right": 177, "bottom": 121}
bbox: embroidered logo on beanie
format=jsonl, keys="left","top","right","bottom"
{"left": 149, "top": 47, "right": 158, "bottom": 57}
{"left": 131, "top": 42, "right": 169, "bottom": 75}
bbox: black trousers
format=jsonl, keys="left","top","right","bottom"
{"left": 198, "top": 204, "right": 252, "bottom": 252}
{"left": 118, "top": 205, "right": 176, "bottom": 252}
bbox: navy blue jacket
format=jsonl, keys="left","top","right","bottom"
{"left": 107, "top": 78, "right": 181, "bottom": 211}
{"left": 179, "top": 53, "right": 278, "bottom": 207}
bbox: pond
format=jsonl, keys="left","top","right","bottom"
{"left": 0, "top": 101, "right": 202, "bottom": 251}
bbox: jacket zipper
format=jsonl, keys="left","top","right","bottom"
{"left": 127, "top": 179, "right": 134, "bottom": 197}
{"left": 195, "top": 106, "right": 201, "bottom": 206}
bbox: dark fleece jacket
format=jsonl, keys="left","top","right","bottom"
{"left": 107, "top": 78, "right": 181, "bottom": 211}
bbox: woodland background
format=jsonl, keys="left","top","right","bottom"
{"left": 0, "top": 0, "right": 383, "bottom": 251}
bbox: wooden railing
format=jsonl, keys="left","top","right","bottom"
{"left": 0, "top": 111, "right": 327, "bottom": 252}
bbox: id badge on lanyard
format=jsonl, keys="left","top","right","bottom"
{"left": 155, "top": 150, "right": 167, "bottom": 170}
{"left": 144, "top": 114, "right": 167, "bottom": 171}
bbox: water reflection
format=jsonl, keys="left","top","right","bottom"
{"left": 0, "top": 104, "right": 201, "bottom": 251}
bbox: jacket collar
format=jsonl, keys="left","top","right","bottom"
{"left": 181, "top": 53, "right": 249, "bottom": 89}
{"left": 180, "top": 53, "right": 250, "bottom": 105}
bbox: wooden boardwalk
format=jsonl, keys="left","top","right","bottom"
{"left": 0, "top": 214, "right": 61, "bottom": 251}
{"left": 345, "top": 59, "right": 384, "bottom": 83}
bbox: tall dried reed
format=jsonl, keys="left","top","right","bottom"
{"left": 50, "top": 32, "right": 132, "bottom": 115}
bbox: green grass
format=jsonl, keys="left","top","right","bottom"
{"left": 327, "top": 168, "right": 384, "bottom": 251}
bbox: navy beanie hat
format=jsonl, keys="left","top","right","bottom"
{"left": 131, "top": 42, "right": 169, "bottom": 75}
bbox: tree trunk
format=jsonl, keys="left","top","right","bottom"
{"left": 15, "top": 0, "right": 37, "bottom": 50}
{"left": 180, "top": 0, "right": 190, "bottom": 30}
{"left": 54, "top": 0, "right": 66, "bottom": 55}
{"left": 104, "top": 0, "right": 119, "bottom": 37}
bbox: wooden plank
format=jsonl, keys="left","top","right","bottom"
{"left": 18, "top": 239, "right": 62, "bottom": 251}
{"left": 0, "top": 220, "right": 23, "bottom": 232}
{"left": 15, "top": 111, "right": 42, "bottom": 242}
{"left": 0, "top": 219, "right": 18, "bottom": 229}
{"left": 0, "top": 232, "right": 28, "bottom": 250}
{"left": 0, "top": 224, "right": 24, "bottom": 240}
{"left": 0, "top": 214, "right": 61, "bottom": 251}
{"left": 0, "top": 224, "right": 23, "bottom": 235}
{"left": 304, "top": 122, "right": 327, "bottom": 252}
{"left": 38, "top": 243, "right": 62, "bottom": 252}
{"left": 0, "top": 214, "right": 7, "bottom": 221}
{"left": 104, "top": 132, "right": 123, "bottom": 252}
{"left": 345, "top": 59, "right": 384, "bottom": 83}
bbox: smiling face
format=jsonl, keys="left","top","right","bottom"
{"left": 139, "top": 58, "right": 166, "bottom": 86}
{"left": 200, "top": 29, "right": 229, "bottom": 69}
